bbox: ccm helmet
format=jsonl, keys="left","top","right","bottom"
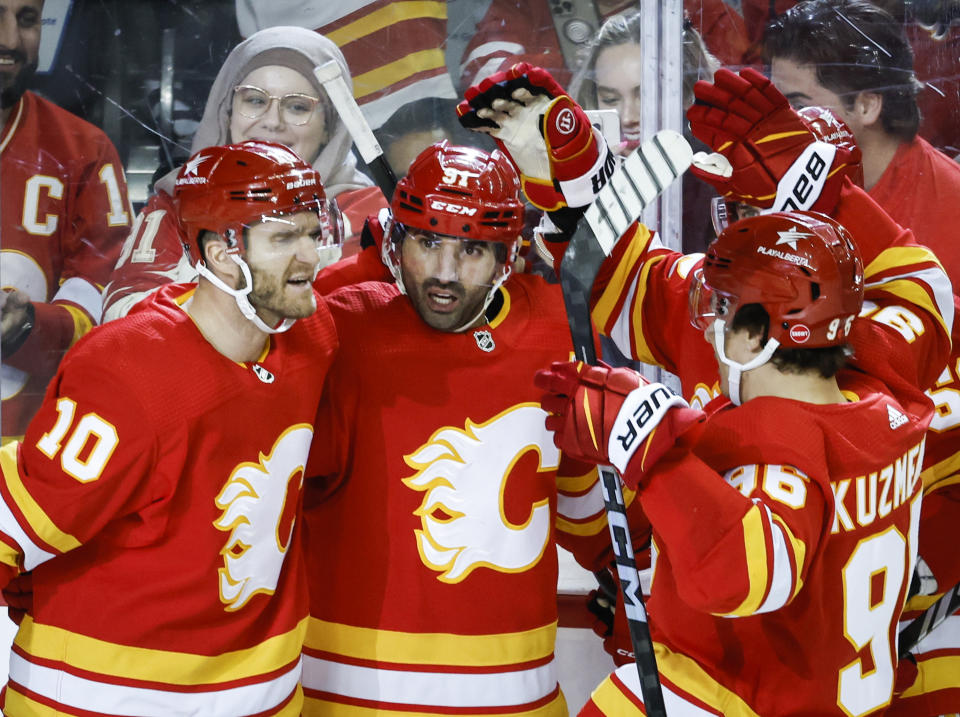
{"left": 383, "top": 142, "right": 525, "bottom": 328}
{"left": 173, "top": 140, "right": 342, "bottom": 333}
{"left": 691, "top": 211, "right": 864, "bottom": 403}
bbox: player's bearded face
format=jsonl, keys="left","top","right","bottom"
{"left": 399, "top": 232, "right": 502, "bottom": 332}
{"left": 242, "top": 211, "right": 323, "bottom": 322}
{"left": 0, "top": 0, "right": 42, "bottom": 110}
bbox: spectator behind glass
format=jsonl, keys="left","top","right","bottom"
{"left": 378, "top": 96, "right": 494, "bottom": 177}
{"left": 568, "top": 11, "right": 720, "bottom": 253}
{"left": 764, "top": 0, "right": 960, "bottom": 279}
{"left": 1, "top": 0, "right": 132, "bottom": 443}
{"left": 460, "top": 0, "right": 749, "bottom": 90}
{"left": 102, "top": 26, "right": 387, "bottom": 322}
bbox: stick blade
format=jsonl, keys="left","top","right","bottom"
{"left": 584, "top": 129, "right": 692, "bottom": 253}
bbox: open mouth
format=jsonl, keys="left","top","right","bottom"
{"left": 425, "top": 287, "right": 461, "bottom": 313}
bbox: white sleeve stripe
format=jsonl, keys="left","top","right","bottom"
{"left": 459, "top": 41, "right": 526, "bottom": 74}
{"left": 609, "top": 273, "right": 641, "bottom": 360}
{"left": 755, "top": 505, "right": 794, "bottom": 615}
{"left": 865, "top": 266, "right": 954, "bottom": 332}
{"left": 0, "top": 497, "right": 55, "bottom": 570}
{"left": 54, "top": 277, "right": 104, "bottom": 325}
{"left": 556, "top": 480, "right": 605, "bottom": 520}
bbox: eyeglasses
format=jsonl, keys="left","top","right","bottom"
{"left": 232, "top": 85, "right": 321, "bottom": 126}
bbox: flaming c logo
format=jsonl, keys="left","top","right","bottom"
{"left": 402, "top": 404, "right": 558, "bottom": 582}
{"left": 214, "top": 424, "right": 313, "bottom": 611}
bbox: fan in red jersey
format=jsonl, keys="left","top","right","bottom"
{"left": 0, "top": 140, "right": 339, "bottom": 716}
{"left": 299, "top": 140, "right": 650, "bottom": 716}
{"left": 1, "top": 0, "right": 132, "bottom": 443}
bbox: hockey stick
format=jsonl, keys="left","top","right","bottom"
{"left": 899, "top": 580, "right": 960, "bottom": 657}
{"left": 559, "top": 130, "right": 691, "bottom": 716}
{"left": 313, "top": 61, "right": 398, "bottom": 198}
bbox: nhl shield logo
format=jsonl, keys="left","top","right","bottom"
{"left": 473, "top": 330, "right": 495, "bottom": 352}
{"left": 253, "top": 364, "right": 275, "bottom": 383}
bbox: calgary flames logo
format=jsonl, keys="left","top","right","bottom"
{"left": 214, "top": 424, "right": 314, "bottom": 611}
{"left": 402, "top": 404, "right": 559, "bottom": 583}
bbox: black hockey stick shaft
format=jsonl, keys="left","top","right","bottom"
{"left": 313, "top": 61, "right": 398, "bottom": 199}
{"left": 899, "top": 580, "right": 960, "bottom": 657}
{"left": 559, "top": 225, "right": 667, "bottom": 717}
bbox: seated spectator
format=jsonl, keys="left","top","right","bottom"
{"left": 568, "top": 10, "right": 720, "bottom": 253}
{"left": 103, "top": 26, "right": 386, "bottom": 321}
{"left": 1, "top": 0, "right": 132, "bottom": 443}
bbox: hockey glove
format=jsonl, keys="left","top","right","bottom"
{"left": 458, "top": 63, "right": 615, "bottom": 211}
{"left": 686, "top": 67, "right": 859, "bottom": 215}
{"left": 535, "top": 361, "right": 704, "bottom": 488}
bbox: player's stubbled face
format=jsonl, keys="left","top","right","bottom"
{"left": 244, "top": 210, "right": 324, "bottom": 324}
{"left": 399, "top": 232, "right": 501, "bottom": 331}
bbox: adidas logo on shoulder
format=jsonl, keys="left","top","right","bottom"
{"left": 887, "top": 404, "right": 908, "bottom": 430}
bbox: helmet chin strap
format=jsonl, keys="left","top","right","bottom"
{"left": 712, "top": 319, "right": 780, "bottom": 406}
{"left": 451, "top": 264, "right": 512, "bottom": 333}
{"left": 195, "top": 254, "right": 295, "bottom": 335}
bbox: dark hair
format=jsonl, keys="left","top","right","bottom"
{"left": 763, "top": 0, "right": 922, "bottom": 141}
{"left": 732, "top": 304, "right": 852, "bottom": 378}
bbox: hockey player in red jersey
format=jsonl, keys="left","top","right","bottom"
{"left": 457, "top": 63, "right": 952, "bottom": 715}
{"left": 0, "top": 140, "right": 340, "bottom": 716}
{"left": 540, "top": 211, "right": 932, "bottom": 715}
{"left": 300, "top": 141, "right": 646, "bottom": 715}
{"left": 1, "top": 0, "right": 132, "bottom": 443}
{"left": 101, "top": 26, "right": 386, "bottom": 323}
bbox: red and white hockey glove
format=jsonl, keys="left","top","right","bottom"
{"left": 535, "top": 361, "right": 705, "bottom": 489}
{"left": 458, "top": 63, "right": 615, "bottom": 211}
{"left": 686, "top": 67, "right": 859, "bottom": 215}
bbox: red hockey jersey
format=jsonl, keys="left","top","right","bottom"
{"left": 573, "top": 182, "right": 950, "bottom": 715}
{"left": 102, "top": 185, "right": 386, "bottom": 322}
{"left": 300, "top": 275, "right": 642, "bottom": 715}
{"left": 584, "top": 375, "right": 929, "bottom": 716}
{"left": 1, "top": 91, "right": 132, "bottom": 442}
{"left": 0, "top": 284, "right": 337, "bottom": 716}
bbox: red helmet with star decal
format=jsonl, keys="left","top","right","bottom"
{"left": 174, "top": 140, "right": 341, "bottom": 263}
{"left": 691, "top": 211, "right": 864, "bottom": 348}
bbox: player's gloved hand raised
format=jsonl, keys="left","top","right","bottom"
{"left": 535, "top": 361, "right": 705, "bottom": 488}
{"left": 458, "top": 62, "right": 615, "bottom": 211}
{"left": 686, "top": 67, "right": 861, "bottom": 216}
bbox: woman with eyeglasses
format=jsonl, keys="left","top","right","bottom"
{"left": 102, "top": 26, "right": 387, "bottom": 321}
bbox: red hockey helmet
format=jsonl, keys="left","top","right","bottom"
{"left": 692, "top": 211, "right": 864, "bottom": 349}
{"left": 389, "top": 140, "right": 525, "bottom": 246}
{"left": 710, "top": 107, "right": 863, "bottom": 235}
{"left": 174, "top": 140, "right": 341, "bottom": 262}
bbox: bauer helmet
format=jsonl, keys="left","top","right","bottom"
{"left": 173, "top": 140, "right": 342, "bottom": 333}
{"left": 691, "top": 211, "right": 864, "bottom": 403}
